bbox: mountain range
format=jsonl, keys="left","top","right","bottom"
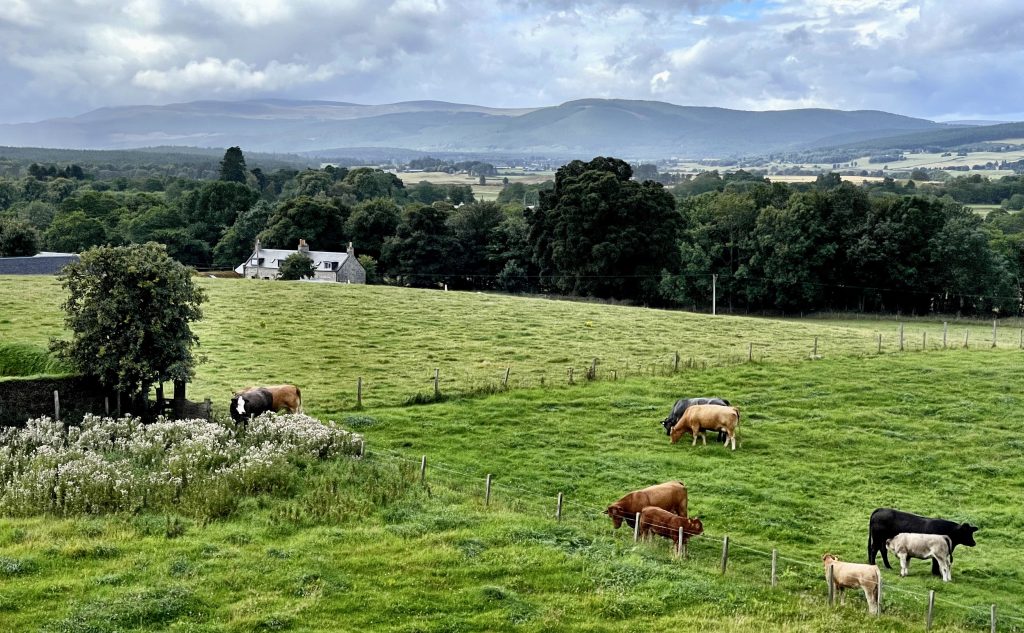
{"left": 0, "top": 98, "right": 971, "bottom": 158}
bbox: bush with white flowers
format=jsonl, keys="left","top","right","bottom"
{"left": 0, "top": 412, "right": 363, "bottom": 517}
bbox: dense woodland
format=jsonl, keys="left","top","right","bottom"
{"left": 2, "top": 147, "right": 1024, "bottom": 316}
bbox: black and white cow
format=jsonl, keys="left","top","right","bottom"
{"left": 868, "top": 508, "right": 978, "bottom": 576}
{"left": 230, "top": 387, "right": 275, "bottom": 423}
{"left": 660, "top": 397, "right": 731, "bottom": 438}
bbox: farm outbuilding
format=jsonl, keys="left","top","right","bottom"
{"left": 0, "top": 252, "right": 79, "bottom": 275}
{"left": 235, "top": 239, "right": 366, "bottom": 284}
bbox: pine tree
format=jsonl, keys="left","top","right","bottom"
{"left": 219, "top": 146, "right": 248, "bottom": 183}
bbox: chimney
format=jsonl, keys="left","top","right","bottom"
{"left": 347, "top": 241, "right": 354, "bottom": 257}
{"left": 254, "top": 237, "right": 260, "bottom": 256}
{"left": 298, "top": 239, "right": 310, "bottom": 255}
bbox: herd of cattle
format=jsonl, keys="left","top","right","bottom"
{"left": 607, "top": 397, "right": 982, "bottom": 615}
{"left": 228, "top": 387, "right": 981, "bottom": 616}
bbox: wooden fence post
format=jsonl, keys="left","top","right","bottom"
{"left": 116, "top": 391, "right": 121, "bottom": 416}
{"left": 899, "top": 323, "right": 905, "bottom": 351}
{"left": 991, "top": 604, "right": 997, "bottom": 633}
{"left": 502, "top": 367, "right": 510, "bottom": 388}
{"left": 926, "top": 590, "right": 935, "bottom": 631}
{"left": 923, "top": 331, "right": 927, "bottom": 350}
{"left": 748, "top": 342, "right": 753, "bottom": 362}
{"left": 567, "top": 367, "right": 574, "bottom": 384}
{"left": 674, "top": 351, "right": 680, "bottom": 372}
{"left": 433, "top": 369, "right": 440, "bottom": 399}
{"left": 993, "top": 320, "right": 998, "bottom": 348}
{"left": 588, "top": 357, "right": 598, "bottom": 380}
{"left": 720, "top": 535, "right": 729, "bottom": 574}
{"left": 420, "top": 455, "right": 426, "bottom": 483}
{"left": 943, "top": 321, "right": 948, "bottom": 348}
{"left": 357, "top": 377, "right": 363, "bottom": 408}
{"left": 359, "top": 438, "right": 365, "bottom": 458}
{"left": 633, "top": 513, "right": 641, "bottom": 542}
{"left": 877, "top": 333, "right": 882, "bottom": 354}
{"left": 827, "top": 563, "right": 834, "bottom": 606}
{"left": 676, "top": 527, "right": 683, "bottom": 558}
{"left": 771, "top": 549, "right": 778, "bottom": 587}
{"left": 53, "top": 390, "right": 60, "bottom": 420}
{"left": 965, "top": 329, "right": 969, "bottom": 348}
{"left": 104, "top": 396, "right": 110, "bottom": 416}
{"left": 612, "top": 370, "right": 617, "bottom": 381}
{"left": 1020, "top": 329, "right": 1023, "bottom": 350}
{"left": 813, "top": 336, "right": 818, "bottom": 356}
{"left": 556, "top": 492, "right": 563, "bottom": 522}
{"left": 485, "top": 474, "right": 492, "bottom": 507}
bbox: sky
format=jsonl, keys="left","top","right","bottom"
{"left": 0, "top": 0, "right": 1019, "bottom": 124}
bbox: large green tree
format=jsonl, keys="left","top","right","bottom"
{"left": 51, "top": 242, "right": 206, "bottom": 398}
{"left": 345, "top": 198, "right": 401, "bottom": 261}
{"left": 219, "top": 146, "right": 248, "bottom": 183}
{"left": 528, "top": 157, "right": 682, "bottom": 303}
{"left": 278, "top": 252, "right": 317, "bottom": 280}
{"left": 44, "top": 211, "right": 107, "bottom": 252}
{"left": 381, "top": 203, "right": 457, "bottom": 287}
{"left": 260, "top": 195, "right": 350, "bottom": 252}
{"left": 0, "top": 217, "right": 40, "bottom": 256}
{"left": 213, "top": 200, "right": 274, "bottom": 268}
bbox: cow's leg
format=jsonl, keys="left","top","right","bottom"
{"left": 700, "top": 431, "right": 707, "bottom": 446}
{"left": 898, "top": 552, "right": 908, "bottom": 577}
{"left": 865, "top": 586, "right": 878, "bottom": 615}
{"left": 930, "top": 556, "right": 942, "bottom": 576}
{"left": 839, "top": 587, "right": 846, "bottom": 605}
{"left": 730, "top": 431, "right": 736, "bottom": 451}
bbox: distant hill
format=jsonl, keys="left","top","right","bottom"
{"left": 817, "top": 121, "right": 1024, "bottom": 154}
{"left": 0, "top": 98, "right": 949, "bottom": 158}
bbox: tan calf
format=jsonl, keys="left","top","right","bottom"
{"left": 670, "top": 404, "right": 740, "bottom": 450}
{"left": 822, "top": 554, "right": 881, "bottom": 615}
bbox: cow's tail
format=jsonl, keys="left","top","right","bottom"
{"left": 874, "top": 566, "right": 882, "bottom": 612}
{"left": 867, "top": 531, "right": 873, "bottom": 564}
{"left": 296, "top": 386, "right": 303, "bottom": 414}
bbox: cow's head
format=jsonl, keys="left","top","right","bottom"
{"left": 821, "top": 553, "right": 839, "bottom": 567}
{"left": 685, "top": 517, "right": 704, "bottom": 535}
{"left": 604, "top": 504, "right": 625, "bottom": 529}
{"left": 235, "top": 396, "right": 247, "bottom": 416}
{"left": 955, "top": 523, "right": 979, "bottom": 547}
{"left": 661, "top": 417, "right": 675, "bottom": 436}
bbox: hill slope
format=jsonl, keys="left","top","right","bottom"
{"left": 0, "top": 98, "right": 946, "bottom": 158}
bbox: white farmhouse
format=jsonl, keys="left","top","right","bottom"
{"left": 235, "top": 239, "right": 366, "bottom": 283}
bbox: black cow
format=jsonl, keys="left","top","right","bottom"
{"left": 868, "top": 508, "right": 978, "bottom": 576}
{"left": 230, "top": 387, "right": 274, "bottom": 423}
{"left": 660, "top": 398, "right": 731, "bottom": 439}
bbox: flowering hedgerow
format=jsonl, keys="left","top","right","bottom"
{"left": 0, "top": 412, "right": 363, "bottom": 517}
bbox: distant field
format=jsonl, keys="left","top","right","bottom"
{"left": 396, "top": 169, "right": 555, "bottom": 203}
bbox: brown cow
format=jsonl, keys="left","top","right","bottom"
{"left": 670, "top": 404, "right": 740, "bottom": 450}
{"left": 822, "top": 554, "right": 881, "bottom": 615}
{"left": 638, "top": 506, "right": 704, "bottom": 549}
{"left": 604, "top": 481, "right": 688, "bottom": 529}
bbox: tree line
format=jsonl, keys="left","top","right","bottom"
{"left": 2, "top": 148, "right": 1022, "bottom": 316}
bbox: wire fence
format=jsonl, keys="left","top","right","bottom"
{"left": 342, "top": 321, "right": 1024, "bottom": 411}
{"left": 364, "top": 445, "right": 1024, "bottom": 631}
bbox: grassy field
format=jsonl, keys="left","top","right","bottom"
{"left": 1, "top": 276, "right": 1022, "bottom": 631}
{"left": 6, "top": 276, "right": 1020, "bottom": 414}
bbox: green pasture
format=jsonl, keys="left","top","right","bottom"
{"left": 6, "top": 275, "right": 1022, "bottom": 413}
{"left": 1, "top": 275, "right": 1023, "bottom": 631}
{"left": 0, "top": 352, "right": 1021, "bottom": 631}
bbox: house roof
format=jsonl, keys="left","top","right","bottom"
{"left": 234, "top": 248, "right": 349, "bottom": 275}
{"left": 0, "top": 252, "right": 80, "bottom": 275}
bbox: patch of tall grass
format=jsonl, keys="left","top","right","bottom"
{"left": 0, "top": 342, "right": 70, "bottom": 377}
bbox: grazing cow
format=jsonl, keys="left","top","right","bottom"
{"left": 868, "top": 508, "right": 978, "bottom": 576}
{"left": 670, "top": 404, "right": 740, "bottom": 450}
{"left": 660, "top": 397, "right": 731, "bottom": 437}
{"left": 604, "top": 481, "right": 688, "bottom": 529}
{"left": 886, "top": 533, "right": 953, "bottom": 581}
{"left": 638, "top": 506, "right": 704, "bottom": 549}
{"left": 230, "top": 384, "right": 303, "bottom": 423}
{"left": 822, "top": 554, "right": 881, "bottom": 615}
{"left": 230, "top": 387, "right": 274, "bottom": 423}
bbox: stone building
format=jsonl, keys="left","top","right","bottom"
{"left": 235, "top": 239, "right": 366, "bottom": 283}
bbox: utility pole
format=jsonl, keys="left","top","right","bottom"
{"left": 712, "top": 274, "right": 718, "bottom": 315}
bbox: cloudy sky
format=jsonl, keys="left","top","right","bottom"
{"left": 0, "top": 0, "right": 1017, "bottom": 123}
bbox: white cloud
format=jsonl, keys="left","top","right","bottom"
{"left": 1, "top": 0, "right": 1023, "bottom": 122}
